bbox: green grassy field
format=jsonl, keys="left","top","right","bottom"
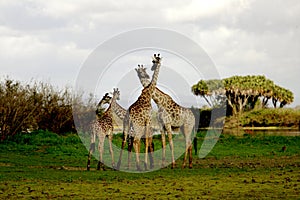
{"left": 0, "top": 131, "right": 299, "bottom": 199}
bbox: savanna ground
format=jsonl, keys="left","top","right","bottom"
{"left": 0, "top": 131, "right": 299, "bottom": 199}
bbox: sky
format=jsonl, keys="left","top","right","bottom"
{"left": 0, "top": 0, "right": 299, "bottom": 108}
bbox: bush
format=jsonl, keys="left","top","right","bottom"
{"left": 239, "top": 108, "right": 300, "bottom": 127}
{"left": 0, "top": 78, "right": 96, "bottom": 141}
{"left": 7, "top": 130, "right": 61, "bottom": 145}
{"left": 0, "top": 79, "right": 38, "bottom": 140}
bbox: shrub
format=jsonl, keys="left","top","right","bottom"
{"left": 0, "top": 79, "right": 38, "bottom": 140}
{"left": 0, "top": 78, "right": 96, "bottom": 141}
{"left": 239, "top": 108, "right": 300, "bottom": 127}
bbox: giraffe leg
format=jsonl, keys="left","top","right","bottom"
{"left": 144, "top": 125, "right": 150, "bottom": 171}
{"left": 182, "top": 125, "right": 193, "bottom": 169}
{"left": 148, "top": 135, "right": 154, "bottom": 169}
{"left": 188, "top": 126, "right": 194, "bottom": 169}
{"left": 87, "top": 128, "right": 96, "bottom": 171}
{"left": 127, "top": 136, "right": 134, "bottom": 170}
{"left": 133, "top": 138, "right": 141, "bottom": 171}
{"left": 166, "top": 125, "right": 175, "bottom": 169}
{"left": 87, "top": 142, "right": 95, "bottom": 171}
{"left": 141, "top": 136, "right": 154, "bottom": 169}
{"left": 182, "top": 148, "right": 188, "bottom": 169}
{"left": 117, "top": 128, "right": 128, "bottom": 170}
{"left": 108, "top": 134, "right": 115, "bottom": 169}
{"left": 161, "top": 130, "right": 166, "bottom": 168}
{"left": 188, "top": 144, "right": 193, "bottom": 169}
{"left": 97, "top": 135, "right": 105, "bottom": 171}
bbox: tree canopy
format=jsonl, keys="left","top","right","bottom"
{"left": 192, "top": 75, "right": 294, "bottom": 115}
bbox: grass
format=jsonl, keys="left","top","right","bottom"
{"left": 0, "top": 130, "right": 300, "bottom": 199}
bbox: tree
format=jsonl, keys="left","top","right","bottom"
{"left": 192, "top": 75, "right": 294, "bottom": 116}
{"left": 272, "top": 85, "right": 294, "bottom": 108}
{"left": 191, "top": 79, "right": 225, "bottom": 107}
{"left": 223, "top": 75, "right": 276, "bottom": 114}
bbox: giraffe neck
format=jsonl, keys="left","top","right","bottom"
{"left": 138, "top": 74, "right": 177, "bottom": 108}
{"left": 104, "top": 103, "right": 113, "bottom": 116}
{"left": 110, "top": 100, "right": 126, "bottom": 120}
{"left": 147, "top": 63, "right": 161, "bottom": 95}
{"left": 139, "top": 77, "right": 150, "bottom": 88}
{"left": 102, "top": 94, "right": 118, "bottom": 117}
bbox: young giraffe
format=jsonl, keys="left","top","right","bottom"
{"left": 135, "top": 65, "right": 195, "bottom": 168}
{"left": 117, "top": 54, "right": 162, "bottom": 171}
{"left": 87, "top": 92, "right": 116, "bottom": 171}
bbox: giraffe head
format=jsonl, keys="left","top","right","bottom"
{"left": 135, "top": 65, "right": 151, "bottom": 87}
{"left": 96, "top": 93, "right": 112, "bottom": 115}
{"left": 112, "top": 88, "right": 120, "bottom": 100}
{"left": 135, "top": 64, "right": 150, "bottom": 80}
{"left": 151, "top": 53, "right": 161, "bottom": 71}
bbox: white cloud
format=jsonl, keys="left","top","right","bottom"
{"left": 165, "top": 0, "right": 252, "bottom": 23}
{"left": 0, "top": 29, "right": 88, "bottom": 86}
{"left": 0, "top": 0, "right": 299, "bottom": 106}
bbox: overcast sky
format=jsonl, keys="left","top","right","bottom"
{"left": 0, "top": 0, "right": 299, "bottom": 107}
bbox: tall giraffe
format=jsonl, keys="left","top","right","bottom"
{"left": 117, "top": 54, "right": 161, "bottom": 171}
{"left": 87, "top": 92, "right": 116, "bottom": 171}
{"left": 135, "top": 65, "right": 195, "bottom": 168}
{"left": 101, "top": 88, "right": 154, "bottom": 169}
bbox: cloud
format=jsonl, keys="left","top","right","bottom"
{"left": 0, "top": 28, "right": 88, "bottom": 86}
{"left": 0, "top": 1, "right": 66, "bottom": 31}
{"left": 0, "top": 0, "right": 299, "bottom": 106}
{"left": 235, "top": 0, "right": 300, "bottom": 33}
{"left": 165, "top": 0, "right": 251, "bottom": 26}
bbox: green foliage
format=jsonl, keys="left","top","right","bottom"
{"left": 0, "top": 77, "right": 101, "bottom": 141}
{"left": 272, "top": 85, "right": 294, "bottom": 107}
{"left": 3, "top": 130, "right": 82, "bottom": 146}
{"left": 192, "top": 75, "right": 294, "bottom": 115}
{"left": 0, "top": 78, "right": 76, "bottom": 140}
{"left": 239, "top": 108, "right": 300, "bottom": 127}
{"left": 223, "top": 75, "right": 274, "bottom": 114}
{"left": 191, "top": 79, "right": 224, "bottom": 107}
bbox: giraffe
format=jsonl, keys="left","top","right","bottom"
{"left": 117, "top": 54, "right": 162, "bottom": 171}
{"left": 109, "top": 88, "right": 126, "bottom": 121}
{"left": 135, "top": 65, "right": 195, "bottom": 169}
{"left": 101, "top": 88, "right": 154, "bottom": 169}
{"left": 86, "top": 92, "right": 116, "bottom": 171}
